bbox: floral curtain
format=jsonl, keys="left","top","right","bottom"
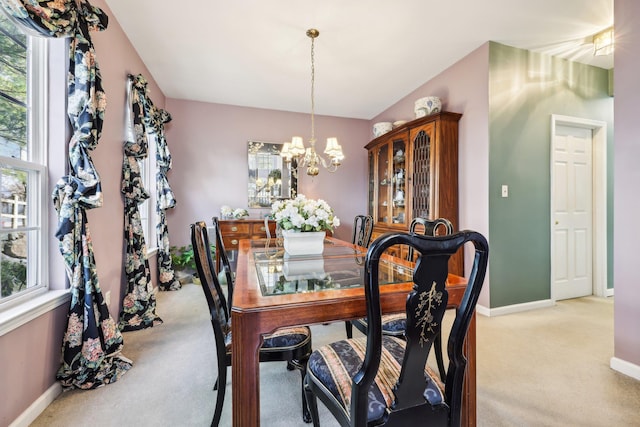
{"left": 151, "top": 106, "right": 180, "bottom": 291}
{"left": 119, "top": 74, "right": 163, "bottom": 331}
{"left": 0, "top": 0, "right": 132, "bottom": 389}
{"left": 122, "top": 74, "right": 179, "bottom": 291}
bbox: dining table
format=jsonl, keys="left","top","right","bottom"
{"left": 231, "top": 236, "right": 475, "bottom": 426}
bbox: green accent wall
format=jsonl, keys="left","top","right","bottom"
{"left": 488, "top": 42, "right": 614, "bottom": 308}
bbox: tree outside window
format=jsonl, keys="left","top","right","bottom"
{"left": 0, "top": 13, "right": 35, "bottom": 300}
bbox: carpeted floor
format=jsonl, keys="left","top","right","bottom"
{"left": 29, "top": 283, "right": 640, "bottom": 427}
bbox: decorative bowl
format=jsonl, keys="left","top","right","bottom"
{"left": 414, "top": 96, "right": 441, "bottom": 118}
{"left": 373, "top": 122, "right": 393, "bottom": 137}
{"left": 392, "top": 120, "right": 407, "bottom": 128}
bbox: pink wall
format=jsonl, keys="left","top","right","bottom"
{"left": 5, "top": 0, "right": 638, "bottom": 423}
{"left": 613, "top": 0, "right": 640, "bottom": 368}
{"left": 371, "top": 44, "right": 491, "bottom": 306}
{"left": 164, "top": 99, "right": 370, "bottom": 243}
{"left": 87, "top": 0, "right": 165, "bottom": 309}
{"left": 1, "top": 0, "right": 166, "bottom": 423}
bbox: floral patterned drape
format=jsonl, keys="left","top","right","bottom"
{"left": 151, "top": 107, "right": 180, "bottom": 291}
{"left": 0, "top": 0, "right": 132, "bottom": 389}
{"left": 119, "top": 74, "right": 163, "bottom": 331}
{"left": 121, "top": 74, "right": 179, "bottom": 291}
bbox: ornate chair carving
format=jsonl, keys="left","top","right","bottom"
{"left": 191, "top": 221, "right": 313, "bottom": 426}
{"left": 304, "top": 230, "right": 488, "bottom": 427}
{"left": 407, "top": 217, "right": 454, "bottom": 261}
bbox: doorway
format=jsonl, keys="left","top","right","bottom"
{"left": 550, "top": 115, "right": 608, "bottom": 300}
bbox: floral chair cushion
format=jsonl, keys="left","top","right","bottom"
{"left": 224, "top": 326, "right": 311, "bottom": 353}
{"left": 353, "top": 313, "right": 407, "bottom": 336}
{"left": 306, "top": 336, "right": 445, "bottom": 424}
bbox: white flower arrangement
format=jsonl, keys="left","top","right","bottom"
{"left": 220, "top": 205, "right": 249, "bottom": 219}
{"left": 271, "top": 194, "right": 340, "bottom": 233}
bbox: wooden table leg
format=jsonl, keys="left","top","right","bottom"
{"left": 232, "top": 311, "right": 263, "bottom": 426}
{"left": 461, "top": 312, "right": 477, "bottom": 426}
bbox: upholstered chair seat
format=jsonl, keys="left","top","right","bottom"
{"left": 306, "top": 336, "right": 446, "bottom": 424}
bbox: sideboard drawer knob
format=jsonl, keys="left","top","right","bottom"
{"left": 231, "top": 239, "right": 238, "bottom": 245}
{"left": 231, "top": 226, "right": 238, "bottom": 232}
{"left": 260, "top": 226, "right": 266, "bottom": 231}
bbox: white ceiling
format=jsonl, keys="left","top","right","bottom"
{"left": 104, "top": 0, "right": 613, "bottom": 120}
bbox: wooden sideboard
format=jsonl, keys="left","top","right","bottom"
{"left": 216, "top": 218, "right": 276, "bottom": 272}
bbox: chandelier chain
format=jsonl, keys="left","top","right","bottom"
{"left": 310, "top": 33, "right": 315, "bottom": 145}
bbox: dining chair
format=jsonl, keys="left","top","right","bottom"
{"left": 213, "top": 215, "right": 298, "bottom": 373}
{"left": 191, "top": 221, "right": 313, "bottom": 426}
{"left": 351, "top": 214, "right": 374, "bottom": 248}
{"left": 347, "top": 217, "right": 454, "bottom": 381}
{"left": 304, "top": 230, "right": 489, "bottom": 427}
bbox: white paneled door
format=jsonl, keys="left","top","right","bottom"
{"left": 552, "top": 124, "right": 593, "bottom": 300}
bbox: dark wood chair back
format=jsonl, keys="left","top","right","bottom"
{"left": 352, "top": 214, "right": 374, "bottom": 247}
{"left": 407, "top": 217, "right": 454, "bottom": 261}
{"left": 191, "top": 221, "right": 230, "bottom": 327}
{"left": 353, "top": 230, "right": 488, "bottom": 426}
{"left": 211, "top": 216, "right": 235, "bottom": 310}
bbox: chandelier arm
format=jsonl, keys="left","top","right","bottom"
{"left": 326, "top": 164, "right": 339, "bottom": 173}
{"left": 317, "top": 154, "right": 328, "bottom": 168}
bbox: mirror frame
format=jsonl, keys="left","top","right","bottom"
{"left": 247, "top": 141, "right": 297, "bottom": 208}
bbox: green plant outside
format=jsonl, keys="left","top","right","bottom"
{"left": 170, "top": 244, "right": 215, "bottom": 273}
{"left": 1, "top": 259, "right": 26, "bottom": 298}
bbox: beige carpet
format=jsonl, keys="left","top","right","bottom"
{"left": 30, "top": 283, "right": 640, "bottom": 427}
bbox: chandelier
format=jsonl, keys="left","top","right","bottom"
{"left": 280, "top": 28, "right": 344, "bottom": 176}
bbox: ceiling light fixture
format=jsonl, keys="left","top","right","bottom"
{"left": 593, "top": 26, "right": 614, "bottom": 56}
{"left": 280, "top": 28, "right": 344, "bottom": 177}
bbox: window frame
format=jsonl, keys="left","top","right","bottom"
{"left": 0, "top": 24, "right": 66, "bottom": 334}
{"left": 138, "top": 130, "right": 157, "bottom": 256}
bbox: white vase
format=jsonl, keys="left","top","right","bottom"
{"left": 281, "top": 229, "right": 326, "bottom": 256}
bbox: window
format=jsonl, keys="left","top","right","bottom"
{"left": 139, "top": 131, "right": 156, "bottom": 253}
{"left": 0, "top": 14, "right": 48, "bottom": 308}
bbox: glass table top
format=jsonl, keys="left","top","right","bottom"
{"left": 253, "top": 240, "right": 413, "bottom": 296}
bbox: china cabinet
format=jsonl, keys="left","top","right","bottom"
{"left": 365, "top": 111, "right": 462, "bottom": 274}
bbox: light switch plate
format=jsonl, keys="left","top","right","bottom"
{"left": 501, "top": 185, "right": 509, "bottom": 198}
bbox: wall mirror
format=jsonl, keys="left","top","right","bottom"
{"left": 248, "top": 141, "right": 297, "bottom": 208}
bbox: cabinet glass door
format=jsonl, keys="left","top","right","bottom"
{"left": 411, "top": 126, "right": 433, "bottom": 219}
{"left": 376, "top": 144, "right": 390, "bottom": 224}
{"left": 390, "top": 137, "right": 407, "bottom": 226}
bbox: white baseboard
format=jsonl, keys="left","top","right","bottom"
{"left": 476, "top": 299, "right": 554, "bottom": 317}
{"left": 605, "top": 287, "right": 614, "bottom": 297}
{"left": 610, "top": 357, "right": 640, "bottom": 381}
{"left": 9, "top": 382, "right": 62, "bottom": 427}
